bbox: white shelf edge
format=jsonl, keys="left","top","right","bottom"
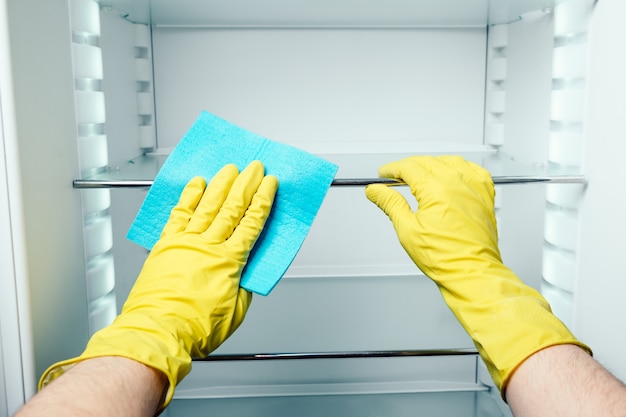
{"left": 174, "top": 380, "right": 489, "bottom": 400}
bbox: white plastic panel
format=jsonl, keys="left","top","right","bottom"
{"left": 542, "top": 244, "right": 576, "bottom": 292}
{"left": 548, "top": 130, "right": 584, "bottom": 166}
{"left": 554, "top": 0, "right": 590, "bottom": 36}
{"left": 286, "top": 187, "right": 414, "bottom": 277}
{"left": 99, "top": 10, "right": 148, "bottom": 165}
{"left": 493, "top": 184, "right": 545, "bottom": 290}
{"left": 553, "top": 43, "right": 587, "bottom": 79}
{"left": 136, "top": 92, "right": 152, "bottom": 114}
{"left": 72, "top": 43, "right": 103, "bottom": 79}
{"left": 490, "top": 58, "right": 507, "bottom": 81}
{"left": 75, "top": 91, "right": 106, "bottom": 124}
{"left": 85, "top": 253, "right": 116, "bottom": 301}
{"left": 88, "top": 292, "right": 117, "bottom": 332}
{"left": 83, "top": 215, "right": 113, "bottom": 258}
{"left": 77, "top": 134, "right": 108, "bottom": 172}
{"left": 71, "top": 0, "right": 100, "bottom": 36}
{"left": 0, "top": 1, "right": 29, "bottom": 412}
{"left": 546, "top": 183, "right": 584, "bottom": 209}
{"left": 541, "top": 279, "right": 574, "bottom": 328}
{"left": 0, "top": 330, "right": 7, "bottom": 417}
{"left": 488, "top": 24, "right": 508, "bottom": 48}
{"left": 489, "top": 90, "right": 506, "bottom": 113}
{"left": 551, "top": 89, "right": 586, "bottom": 122}
{"left": 544, "top": 209, "right": 578, "bottom": 252}
{"left": 151, "top": 28, "right": 487, "bottom": 150}
{"left": 108, "top": 189, "right": 150, "bottom": 310}
{"left": 80, "top": 189, "right": 111, "bottom": 215}
{"left": 134, "top": 57, "right": 151, "bottom": 81}
{"left": 5, "top": 0, "right": 92, "bottom": 391}
{"left": 134, "top": 23, "right": 150, "bottom": 47}
{"left": 218, "top": 275, "right": 471, "bottom": 354}
{"left": 103, "top": 0, "right": 557, "bottom": 27}
{"left": 497, "top": 8, "right": 553, "bottom": 164}
{"left": 0, "top": 62, "right": 27, "bottom": 417}
{"left": 576, "top": 0, "right": 626, "bottom": 381}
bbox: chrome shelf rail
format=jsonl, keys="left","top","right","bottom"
{"left": 196, "top": 348, "right": 479, "bottom": 362}
{"left": 73, "top": 175, "right": 586, "bottom": 189}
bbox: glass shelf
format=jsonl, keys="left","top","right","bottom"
{"left": 73, "top": 151, "right": 585, "bottom": 189}
{"left": 166, "top": 390, "right": 509, "bottom": 417}
{"left": 166, "top": 351, "right": 512, "bottom": 417}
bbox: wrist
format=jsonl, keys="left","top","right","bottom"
{"left": 40, "top": 313, "right": 192, "bottom": 409}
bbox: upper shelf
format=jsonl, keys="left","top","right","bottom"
{"left": 73, "top": 150, "right": 585, "bottom": 189}
{"left": 99, "top": 0, "right": 557, "bottom": 27}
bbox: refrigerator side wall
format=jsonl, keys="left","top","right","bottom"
{"left": 576, "top": 0, "right": 626, "bottom": 381}
{"left": 0, "top": 104, "right": 30, "bottom": 415}
{"left": 6, "top": 0, "right": 90, "bottom": 384}
{"left": 0, "top": 0, "right": 37, "bottom": 412}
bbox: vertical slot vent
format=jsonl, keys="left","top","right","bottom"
{"left": 69, "top": 0, "right": 117, "bottom": 335}
{"left": 542, "top": 0, "right": 592, "bottom": 329}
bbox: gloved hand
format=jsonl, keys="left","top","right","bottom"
{"left": 39, "top": 160, "right": 278, "bottom": 409}
{"left": 365, "top": 155, "right": 590, "bottom": 397}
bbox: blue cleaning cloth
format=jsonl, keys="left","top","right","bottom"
{"left": 127, "top": 111, "right": 338, "bottom": 295}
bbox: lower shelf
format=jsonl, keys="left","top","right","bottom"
{"left": 166, "top": 352, "right": 512, "bottom": 417}
{"left": 164, "top": 390, "right": 510, "bottom": 417}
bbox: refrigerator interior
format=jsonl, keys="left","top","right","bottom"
{"left": 1, "top": 0, "right": 599, "bottom": 416}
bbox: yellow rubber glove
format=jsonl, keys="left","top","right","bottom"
{"left": 39, "top": 160, "right": 278, "bottom": 409}
{"left": 365, "top": 155, "right": 590, "bottom": 397}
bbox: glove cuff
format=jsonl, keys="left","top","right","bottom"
{"left": 457, "top": 294, "right": 591, "bottom": 398}
{"left": 436, "top": 264, "right": 591, "bottom": 398}
{"left": 39, "top": 313, "right": 191, "bottom": 411}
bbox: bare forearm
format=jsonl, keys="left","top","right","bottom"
{"left": 506, "top": 344, "right": 626, "bottom": 417}
{"left": 15, "top": 357, "right": 167, "bottom": 417}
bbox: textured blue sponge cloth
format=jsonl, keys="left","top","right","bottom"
{"left": 127, "top": 111, "right": 338, "bottom": 295}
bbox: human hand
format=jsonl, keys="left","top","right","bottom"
{"left": 39, "top": 161, "right": 278, "bottom": 408}
{"left": 366, "top": 155, "right": 589, "bottom": 396}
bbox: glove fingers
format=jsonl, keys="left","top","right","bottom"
{"left": 228, "top": 174, "right": 278, "bottom": 254}
{"left": 161, "top": 176, "right": 207, "bottom": 238}
{"left": 186, "top": 164, "right": 239, "bottom": 234}
{"left": 365, "top": 183, "right": 414, "bottom": 231}
{"left": 378, "top": 156, "right": 495, "bottom": 210}
{"left": 436, "top": 156, "right": 496, "bottom": 203}
{"left": 377, "top": 156, "right": 441, "bottom": 204}
{"left": 434, "top": 156, "right": 498, "bottom": 234}
{"left": 203, "top": 160, "right": 266, "bottom": 244}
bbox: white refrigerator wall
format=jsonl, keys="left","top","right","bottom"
{"left": 0, "top": 0, "right": 35, "bottom": 409}
{"left": 4, "top": 0, "right": 91, "bottom": 386}
{"left": 2, "top": 2, "right": 92, "bottom": 415}
{"left": 577, "top": 0, "right": 626, "bottom": 380}
{"left": 151, "top": 28, "right": 486, "bottom": 148}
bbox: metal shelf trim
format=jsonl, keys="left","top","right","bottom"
{"left": 197, "top": 348, "right": 479, "bottom": 362}
{"left": 73, "top": 175, "right": 586, "bottom": 189}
